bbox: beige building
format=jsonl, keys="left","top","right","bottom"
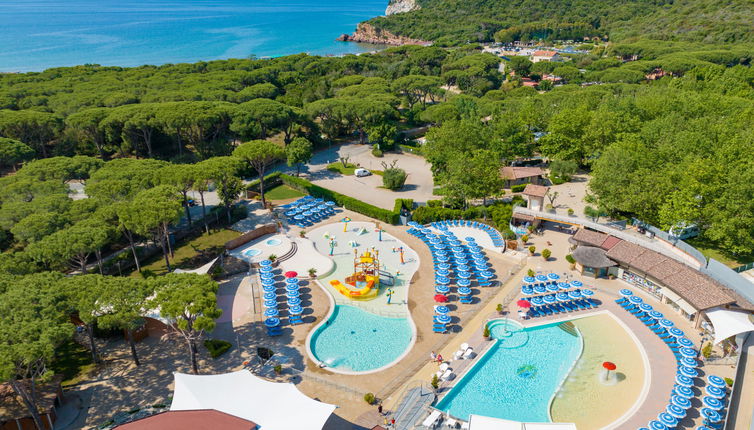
{"left": 530, "top": 50, "right": 563, "bottom": 63}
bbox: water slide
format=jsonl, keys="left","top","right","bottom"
{"left": 330, "top": 278, "right": 376, "bottom": 298}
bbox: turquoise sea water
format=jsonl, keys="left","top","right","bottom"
{"left": 310, "top": 305, "right": 413, "bottom": 372}
{"left": 436, "top": 320, "right": 582, "bottom": 422}
{"left": 0, "top": 0, "right": 387, "bottom": 72}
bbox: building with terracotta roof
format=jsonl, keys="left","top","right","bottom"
{"left": 530, "top": 50, "right": 562, "bottom": 63}
{"left": 116, "top": 410, "right": 257, "bottom": 430}
{"left": 500, "top": 166, "right": 545, "bottom": 188}
{"left": 0, "top": 376, "right": 63, "bottom": 430}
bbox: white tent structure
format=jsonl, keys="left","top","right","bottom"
{"left": 468, "top": 415, "right": 578, "bottom": 430}
{"left": 705, "top": 307, "right": 754, "bottom": 344}
{"left": 173, "top": 257, "right": 219, "bottom": 275}
{"left": 170, "top": 370, "right": 336, "bottom": 429}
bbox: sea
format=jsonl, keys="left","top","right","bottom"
{"left": 0, "top": 0, "right": 388, "bottom": 72}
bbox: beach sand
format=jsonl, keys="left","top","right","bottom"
{"left": 550, "top": 313, "right": 646, "bottom": 429}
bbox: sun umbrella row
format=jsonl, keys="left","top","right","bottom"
{"left": 281, "top": 196, "right": 337, "bottom": 227}
{"left": 261, "top": 265, "right": 306, "bottom": 335}
{"left": 618, "top": 289, "right": 727, "bottom": 430}
{"left": 426, "top": 219, "right": 506, "bottom": 248}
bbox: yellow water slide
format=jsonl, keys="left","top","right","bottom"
{"left": 330, "top": 277, "right": 377, "bottom": 299}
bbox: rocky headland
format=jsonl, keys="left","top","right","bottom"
{"left": 336, "top": 23, "right": 431, "bottom": 46}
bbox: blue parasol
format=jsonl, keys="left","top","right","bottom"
{"left": 260, "top": 273, "right": 274, "bottom": 280}
{"left": 436, "top": 284, "right": 450, "bottom": 294}
{"left": 435, "top": 305, "right": 449, "bottom": 314}
{"left": 457, "top": 264, "right": 471, "bottom": 272}
{"left": 568, "top": 290, "right": 582, "bottom": 299}
{"left": 619, "top": 289, "right": 633, "bottom": 297}
{"left": 436, "top": 276, "right": 451, "bottom": 285}
{"left": 286, "top": 290, "right": 300, "bottom": 299}
{"left": 437, "top": 256, "right": 450, "bottom": 263}
{"left": 536, "top": 274, "right": 548, "bottom": 282}
{"left": 285, "top": 210, "right": 297, "bottom": 217}
{"left": 286, "top": 276, "right": 299, "bottom": 284}
{"left": 436, "top": 269, "right": 450, "bottom": 276}
{"left": 707, "top": 375, "right": 726, "bottom": 388}
{"left": 436, "top": 250, "right": 448, "bottom": 256}
{"left": 649, "top": 310, "right": 664, "bottom": 319}
{"left": 668, "top": 327, "right": 684, "bottom": 337}
{"left": 629, "top": 295, "right": 643, "bottom": 304}
{"left": 521, "top": 286, "right": 534, "bottom": 295}
{"left": 264, "top": 308, "right": 279, "bottom": 317}
{"left": 420, "top": 228, "right": 432, "bottom": 234}
{"left": 666, "top": 404, "right": 686, "bottom": 419}
{"left": 674, "top": 385, "right": 694, "bottom": 398}
{"left": 558, "top": 282, "right": 570, "bottom": 290}
{"left": 675, "top": 374, "right": 693, "bottom": 387}
{"left": 454, "top": 258, "right": 468, "bottom": 265}
{"left": 546, "top": 284, "right": 559, "bottom": 292}
{"left": 570, "top": 280, "right": 583, "bottom": 287}
{"left": 263, "top": 292, "right": 276, "bottom": 300}
{"left": 262, "top": 285, "right": 276, "bottom": 293}
{"left": 326, "top": 201, "right": 336, "bottom": 206}
{"left": 523, "top": 276, "right": 537, "bottom": 284}
{"left": 657, "top": 412, "right": 677, "bottom": 428}
{"left": 288, "top": 305, "right": 303, "bottom": 315}
{"left": 451, "top": 246, "right": 464, "bottom": 253}
{"left": 457, "top": 279, "right": 471, "bottom": 287}
{"left": 437, "top": 263, "right": 451, "bottom": 270}
{"left": 259, "top": 259, "right": 272, "bottom": 267}
{"left": 648, "top": 421, "right": 667, "bottom": 430}
{"left": 702, "top": 396, "right": 723, "bottom": 410}
{"left": 671, "top": 395, "right": 691, "bottom": 409}
{"left": 534, "top": 285, "right": 547, "bottom": 294}
{"left": 531, "top": 296, "right": 544, "bottom": 306}
{"left": 581, "top": 289, "right": 594, "bottom": 297}
{"left": 436, "top": 314, "right": 452, "bottom": 324}
{"left": 457, "top": 272, "right": 471, "bottom": 279}
{"left": 556, "top": 292, "right": 570, "bottom": 302}
{"left": 701, "top": 408, "right": 722, "bottom": 422}
{"left": 465, "top": 237, "right": 476, "bottom": 242}
{"left": 639, "top": 303, "right": 653, "bottom": 312}
{"left": 262, "top": 277, "right": 275, "bottom": 285}
{"left": 480, "top": 271, "right": 494, "bottom": 278}
{"left": 458, "top": 286, "right": 472, "bottom": 295}
{"left": 677, "top": 337, "right": 694, "bottom": 348}
{"left": 287, "top": 297, "right": 301, "bottom": 306}
{"left": 705, "top": 385, "right": 725, "bottom": 399}
{"left": 263, "top": 299, "right": 277, "bottom": 307}
{"left": 548, "top": 273, "right": 560, "bottom": 280}
{"left": 264, "top": 317, "right": 280, "bottom": 328}
{"left": 472, "top": 255, "right": 486, "bottom": 262}
{"left": 659, "top": 318, "right": 674, "bottom": 328}
{"left": 285, "top": 284, "right": 299, "bottom": 293}
{"left": 679, "top": 357, "right": 697, "bottom": 368}
{"left": 543, "top": 295, "right": 556, "bottom": 304}
{"left": 679, "top": 347, "right": 696, "bottom": 358}
{"left": 294, "top": 215, "right": 304, "bottom": 221}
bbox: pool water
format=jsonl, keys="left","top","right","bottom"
{"left": 243, "top": 249, "right": 262, "bottom": 258}
{"left": 309, "top": 305, "right": 412, "bottom": 372}
{"left": 266, "top": 238, "right": 283, "bottom": 246}
{"left": 436, "top": 320, "right": 582, "bottom": 422}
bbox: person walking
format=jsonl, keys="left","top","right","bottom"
{"left": 436, "top": 354, "right": 443, "bottom": 364}
{"left": 430, "top": 351, "right": 437, "bottom": 363}
{"left": 378, "top": 403, "right": 383, "bottom": 415}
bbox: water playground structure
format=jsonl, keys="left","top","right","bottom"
{"left": 330, "top": 248, "right": 395, "bottom": 300}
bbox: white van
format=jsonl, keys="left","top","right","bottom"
{"left": 354, "top": 168, "right": 372, "bottom": 177}
{"left": 669, "top": 223, "right": 700, "bottom": 240}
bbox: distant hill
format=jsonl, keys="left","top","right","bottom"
{"left": 364, "top": 0, "right": 754, "bottom": 46}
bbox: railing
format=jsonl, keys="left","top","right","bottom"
{"left": 734, "top": 262, "right": 754, "bottom": 273}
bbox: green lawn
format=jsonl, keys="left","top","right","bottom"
{"left": 51, "top": 339, "right": 96, "bottom": 387}
{"left": 685, "top": 237, "right": 753, "bottom": 268}
{"left": 265, "top": 184, "right": 305, "bottom": 200}
{"left": 327, "top": 162, "right": 357, "bottom": 175}
{"left": 135, "top": 228, "right": 240, "bottom": 276}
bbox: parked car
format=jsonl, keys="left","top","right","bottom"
{"left": 669, "top": 223, "right": 700, "bottom": 240}
{"left": 354, "top": 168, "right": 372, "bottom": 177}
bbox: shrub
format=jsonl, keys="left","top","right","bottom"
{"left": 724, "top": 377, "right": 733, "bottom": 387}
{"left": 204, "top": 339, "right": 232, "bottom": 358}
{"left": 521, "top": 235, "right": 529, "bottom": 243}
{"left": 308, "top": 268, "right": 317, "bottom": 278}
{"left": 364, "top": 392, "right": 376, "bottom": 404}
{"left": 371, "top": 144, "right": 383, "bottom": 158}
{"left": 393, "top": 199, "right": 414, "bottom": 214}
{"left": 702, "top": 342, "right": 713, "bottom": 359}
{"left": 496, "top": 304, "right": 503, "bottom": 313}
{"left": 528, "top": 268, "right": 535, "bottom": 277}
{"left": 567, "top": 208, "right": 574, "bottom": 216}
{"left": 511, "top": 184, "right": 527, "bottom": 193}
{"left": 273, "top": 364, "right": 282, "bottom": 374}
{"left": 565, "top": 254, "right": 576, "bottom": 264}
{"left": 483, "top": 324, "right": 491, "bottom": 338}
{"left": 427, "top": 200, "right": 443, "bottom": 207}
{"left": 383, "top": 168, "right": 407, "bottom": 190}
{"left": 268, "top": 254, "right": 277, "bottom": 262}
{"left": 502, "top": 229, "right": 516, "bottom": 240}
{"left": 528, "top": 246, "right": 536, "bottom": 254}
{"left": 542, "top": 249, "right": 551, "bottom": 259}
{"left": 431, "top": 374, "right": 439, "bottom": 389}
{"left": 549, "top": 159, "right": 578, "bottom": 181}
{"left": 550, "top": 175, "right": 566, "bottom": 185}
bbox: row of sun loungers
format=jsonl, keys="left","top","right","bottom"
{"left": 527, "top": 298, "right": 598, "bottom": 317}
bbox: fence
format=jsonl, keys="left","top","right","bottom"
{"left": 734, "top": 262, "right": 754, "bottom": 273}
{"left": 224, "top": 223, "right": 277, "bottom": 250}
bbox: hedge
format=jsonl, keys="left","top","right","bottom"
{"left": 412, "top": 201, "right": 518, "bottom": 235}
{"left": 511, "top": 184, "right": 527, "bottom": 193}
{"left": 246, "top": 171, "right": 283, "bottom": 191}
{"left": 280, "top": 174, "right": 401, "bottom": 224}
{"left": 393, "top": 198, "right": 414, "bottom": 214}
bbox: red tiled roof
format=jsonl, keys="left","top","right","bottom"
{"left": 604, "top": 240, "right": 646, "bottom": 265}
{"left": 571, "top": 228, "right": 609, "bottom": 248}
{"left": 116, "top": 410, "right": 257, "bottom": 430}
{"left": 500, "top": 166, "right": 545, "bottom": 180}
{"left": 532, "top": 50, "right": 558, "bottom": 57}
{"left": 600, "top": 235, "right": 622, "bottom": 250}
{"left": 522, "top": 184, "right": 549, "bottom": 197}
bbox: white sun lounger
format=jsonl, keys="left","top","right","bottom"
{"left": 454, "top": 350, "right": 464, "bottom": 360}
{"left": 462, "top": 347, "right": 474, "bottom": 359}
{"left": 446, "top": 417, "right": 458, "bottom": 428}
{"left": 422, "top": 410, "right": 442, "bottom": 429}
{"left": 440, "top": 362, "right": 450, "bottom": 372}
{"left": 460, "top": 422, "right": 469, "bottom": 430}
{"left": 459, "top": 343, "right": 469, "bottom": 351}
{"left": 441, "top": 369, "right": 453, "bottom": 381}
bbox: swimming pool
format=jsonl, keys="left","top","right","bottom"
{"left": 309, "top": 305, "right": 413, "bottom": 372}
{"left": 266, "top": 238, "right": 282, "bottom": 246}
{"left": 436, "top": 319, "right": 582, "bottom": 422}
{"left": 243, "top": 248, "right": 262, "bottom": 258}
